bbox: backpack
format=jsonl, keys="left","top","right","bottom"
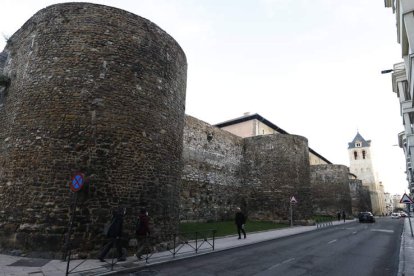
{"left": 104, "top": 217, "right": 121, "bottom": 238}
{"left": 103, "top": 219, "right": 115, "bottom": 237}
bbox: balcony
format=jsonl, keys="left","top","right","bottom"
{"left": 407, "top": 134, "right": 414, "bottom": 150}
{"left": 401, "top": 100, "right": 414, "bottom": 116}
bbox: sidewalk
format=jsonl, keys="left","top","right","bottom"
{"left": 398, "top": 217, "right": 414, "bottom": 276}
{"left": 0, "top": 218, "right": 409, "bottom": 276}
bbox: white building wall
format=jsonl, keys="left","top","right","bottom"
{"left": 348, "top": 139, "right": 383, "bottom": 214}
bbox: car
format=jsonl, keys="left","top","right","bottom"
{"left": 358, "top": 212, "right": 375, "bottom": 223}
{"left": 400, "top": 212, "right": 408, "bottom": 217}
{"left": 391, "top": 213, "right": 401, "bottom": 219}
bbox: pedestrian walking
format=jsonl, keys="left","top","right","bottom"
{"left": 337, "top": 211, "right": 341, "bottom": 221}
{"left": 342, "top": 210, "right": 346, "bottom": 222}
{"left": 98, "top": 206, "right": 127, "bottom": 262}
{"left": 235, "top": 207, "right": 246, "bottom": 239}
{"left": 135, "top": 208, "right": 151, "bottom": 260}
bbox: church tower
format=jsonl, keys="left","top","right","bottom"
{"left": 348, "top": 132, "right": 383, "bottom": 215}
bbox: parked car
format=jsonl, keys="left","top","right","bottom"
{"left": 358, "top": 212, "right": 375, "bottom": 223}
{"left": 400, "top": 212, "right": 408, "bottom": 217}
{"left": 391, "top": 213, "right": 401, "bottom": 219}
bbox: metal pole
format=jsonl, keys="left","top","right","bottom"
{"left": 407, "top": 203, "right": 413, "bottom": 237}
{"left": 290, "top": 204, "right": 293, "bottom": 227}
{"left": 65, "top": 192, "right": 78, "bottom": 276}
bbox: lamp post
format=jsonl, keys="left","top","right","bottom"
{"left": 381, "top": 69, "right": 394, "bottom": 74}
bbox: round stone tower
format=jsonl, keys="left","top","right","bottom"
{"left": 310, "top": 164, "right": 352, "bottom": 216}
{"left": 0, "top": 3, "right": 187, "bottom": 256}
{"left": 243, "top": 134, "right": 313, "bottom": 222}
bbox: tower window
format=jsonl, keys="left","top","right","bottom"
{"left": 362, "top": 150, "right": 366, "bottom": 159}
{"left": 354, "top": 151, "right": 358, "bottom": 160}
{"left": 355, "top": 142, "right": 361, "bottom": 147}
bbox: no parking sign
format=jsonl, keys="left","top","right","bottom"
{"left": 70, "top": 172, "right": 84, "bottom": 192}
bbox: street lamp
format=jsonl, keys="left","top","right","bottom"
{"left": 381, "top": 69, "right": 394, "bottom": 74}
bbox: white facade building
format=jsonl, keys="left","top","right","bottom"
{"left": 385, "top": 0, "right": 414, "bottom": 195}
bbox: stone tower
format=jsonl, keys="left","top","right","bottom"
{"left": 348, "top": 132, "right": 382, "bottom": 214}
{"left": 0, "top": 3, "right": 187, "bottom": 256}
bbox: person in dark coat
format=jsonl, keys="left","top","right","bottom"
{"left": 135, "top": 208, "right": 151, "bottom": 259}
{"left": 235, "top": 207, "right": 246, "bottom": 239}
{"left": 337, "top": 211, "right": 341, "bottom": 221}
{"left": 341, "top": 210, "right": 346, "bottom": 222}
{"left": 98, "top": 206, "right": 126, "bottom": 262}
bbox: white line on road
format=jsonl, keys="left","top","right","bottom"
{"left": 370, "top": 229, "right": 394, "bottom": 233}
{"left": 327, "top": 239, "right": 337, "bottom": 244}
{"left": 266, "top": 258, "right": 296, "bottom": 271}
{"left": 352, "top": 231, "right": 357, "bottom": 234}
{"left": 282, "top": 258, "right": 295, "bottom": 264}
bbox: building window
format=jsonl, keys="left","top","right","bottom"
{"left": 355, "top": 142, "right": 361, "bottom": 147}
{"left": 354, "top": 151, "right": 358, "bottom": 160}
{"left": 362, "top": 150, "right": 366, "bottom": 159}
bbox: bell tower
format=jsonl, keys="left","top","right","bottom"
{"left": 348, "top": 132, "right": 382, "bottom": 214}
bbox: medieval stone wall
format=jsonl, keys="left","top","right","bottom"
{"left": 242, "top": 134, "right": 313, "bottom": 221}
{"left": 0, "top": 3, "right": 187, "bottom": 255}
{"left": 349, "top": 179, "right": 372, "bottom": 214}
{"left": 0, "top": 2, "right": 370, "bottom": 257}
{"left": 310, "top": 165, "right": 352, "bottom": 217}
{"left": 181, "top": 116, "right": 244, "bottom": 221}
{"left": 180, "top": 119, "right": 314, "bottom": 223}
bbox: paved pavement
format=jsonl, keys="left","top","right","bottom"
{"left": 0, "top": 218, "right": 412, "bottom": 276}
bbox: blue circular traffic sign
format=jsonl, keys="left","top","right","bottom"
{"left": 70, "top": 173, "right": 84, "bottom": 192}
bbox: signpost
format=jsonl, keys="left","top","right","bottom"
{"left": 70, "top": 172, "right": 85, "bottom": 192}
{"left": 400, "top": 193, "right": 414, "bottom": 237}
{"left": 65, "top": 172, "right": 85, "bottom": 275}
{"left": 290, "top": 196, "right": 297, "bottom": 227}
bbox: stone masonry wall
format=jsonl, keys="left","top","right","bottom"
{"left": 181, "top": 115, "right": 244, "bottom": 221}
{"left": 0, "top": 2, "right": 365, "bottom": 257}
{"left": 242, "top": 134, "right": 313, "bottom": 222}
{"left": 310, "top": 165, "right": 352, "bottom": 217}
{"left": 349, "top": 179, "right": 372, "bottom": 215}
{"left": 0, "top": 3, "right": 187, "bottom": 256}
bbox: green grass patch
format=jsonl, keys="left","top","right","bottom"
{"left": 179, "top": 220, "right": 288, "bottom": 238}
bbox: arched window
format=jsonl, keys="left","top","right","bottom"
{"left": 362, "top": 150, "right": 366, "bottom": 159}
{"left": 354, "top": 151, "right": 358, "bottom": 160}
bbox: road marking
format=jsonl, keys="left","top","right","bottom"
{"left": 327, "top": 239, "right": 337, "bottom": 244}
{"left": 370, "top": 229, "right": 394, "bottom": 233}
{"left": 266, "top": 258, "right": 296, "bottom": 271}
{"left": 282, "top": 258, "right": 295, "bottom": 264}
{"left": 352, "top": 231, "right": 357, "bottom": 234}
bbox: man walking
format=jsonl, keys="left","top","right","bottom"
{"left": 235, "top": 207, "right": 246, "bottom": 239}
{"left": 98, "top": 206, "right": 126, "bottom": 262}
{"left": 135, "top": 208, "right": 151, "bottom": 260}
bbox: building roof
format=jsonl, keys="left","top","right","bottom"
{"left": 215, "top": 113, "right": 332, "bottom": 164}
{"left": 348, "top": 132, "right": 371, "bottom": 149}
{"left": 215, "top": 113, "right": 289, "bottom": 134}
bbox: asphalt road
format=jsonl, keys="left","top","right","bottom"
{"left": 125, "top": 217, "right": 404, "bottom": 276}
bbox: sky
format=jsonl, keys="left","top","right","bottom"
{"left": 0, "top": 0, "right": 408, "bottom": 195}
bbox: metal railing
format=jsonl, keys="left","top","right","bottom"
{"left": 63, "top": 229, "right": 217, "bottom": 275}
{"left": 138, "top": 229, "right": 217, "bottom": 263}
{"left": 315, "top": 217, "right": 334, "bottom": 228}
